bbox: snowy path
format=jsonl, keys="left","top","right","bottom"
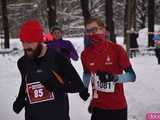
{"left": 126, "top": 56, "right": 160, "bottom": 120}
{"left": 0, "top": 38, "right": 160, "bottom": 120}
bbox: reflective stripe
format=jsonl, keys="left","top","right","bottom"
{"left": 51, "top": 70, "right": 64, "bottom": 84}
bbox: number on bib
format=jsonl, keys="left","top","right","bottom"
{"left": 95, "top": 81, "right": 115, "bottom": 93}
{"left": 26, "top": 82, "right": 54, "bottom": 104}
{"left": 91, "top": 74, "right": 115, "bottom": 93}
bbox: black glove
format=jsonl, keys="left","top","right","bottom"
{"left": 13, "top": 99, "right": 25, "bottom": 114}
{"left": 88, "top": 104, "right": 93, "bottom": 114}
{"left": 96, "top": 71, "right": 115, "bottom": 82}
{"left": 79, "top": 88, "right": 90, "bottom": 101}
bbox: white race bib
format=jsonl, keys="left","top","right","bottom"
{"left": 91, "top": 74, "right": 115, "bottom": 93}
{"left": 26, "top": 82, "right": 54, "bottom": 104}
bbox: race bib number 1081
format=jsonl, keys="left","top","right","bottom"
{"left": 95, "top": 81, "right": 115, "bottom": 93}
{"left": 26, "top": 82, "right": 54, "bottom": 104}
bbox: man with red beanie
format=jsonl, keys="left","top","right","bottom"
{"left": 81, "top": 17, "right": 136, "bottom": 120}
{"left": 13, "top": 19, "right": 89, "bottom": 120}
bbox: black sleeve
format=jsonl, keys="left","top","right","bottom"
{"left": 54, "top": 53, "right": 85, "bottom": 93}
{"left": 16, "top": 58, "right": 26, "bottom": 101}
{"left": 13, "top": 58, "right": 26, "bottom": 114}
{"left": 124, "top": 66, "right": 135, "bottom": 73}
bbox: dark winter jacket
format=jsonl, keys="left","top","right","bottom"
{"left": 155, "top": 48, "right": 160, "bottom": 58}
{"left": 13, "top": 48, "right": 85, "bottom": 120}
{"left": 47, "top": 39, "right": 79, "bottom": 61}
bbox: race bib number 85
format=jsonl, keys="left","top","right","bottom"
{"left": 26, "top": 82, "right": 54, "bottom": 104}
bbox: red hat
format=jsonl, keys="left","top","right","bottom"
{"left": 43, "top": 32, "right": 55, "bottom": 42}
{"left": 19, "top": 19, "right": 43, "bottom": 42}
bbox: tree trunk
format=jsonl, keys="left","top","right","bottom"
{"left": 47, "top": 0, "right": 57, "bottom": 30}
{"left": 124, "top": 0, "right": 128, "bottom": 44}
{"left": 1, "top": 0, "right": 10, "bottom": 48}
{"left": 148, "top": 0, "right": 154, "bottom": 47}
{"left": 80, "top": 0, "right": 91, "bottom": 48}
{"left": 105, "top": 0, "right": 116, "bottom": 43}
{"left": 125, "top": 0, "right": 137, "bottom": 54}
{"left": 80, "top": 0, "right": 91, "bottom": 24}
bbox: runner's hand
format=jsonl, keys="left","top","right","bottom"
{"left": 13, "top": 98, "right": 26, "bottom": 114}
{"left": 79, "top": 87, "right": 90, "bottom": 101}
{"left": 96, "top": 71, "right": 116, "bottom": 82}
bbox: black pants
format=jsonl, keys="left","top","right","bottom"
{"left": 155, "top": 48, "right": 160, "bottom": 64}
{"left": 91, "top": 108, "right": 127, "bottom": 120}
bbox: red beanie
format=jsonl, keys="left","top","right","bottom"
{"left": 19, "top": 19, "right": 44, "bottom": 43}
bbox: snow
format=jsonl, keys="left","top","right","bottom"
{"left": 137, "top": 25, "right": 160, "bottom": 48}
{"left": 0, "top": 37, "right": 160, "bottom": 120}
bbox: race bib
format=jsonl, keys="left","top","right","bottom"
{"left": 91, "top": 74, "right": 115, "bottom": 93}
{"left": 26, "top": 82, "right": 54, "bottom": 104}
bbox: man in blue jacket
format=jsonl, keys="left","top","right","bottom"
{"left": 47, "top": 25, "right": 79, "bottom": 61}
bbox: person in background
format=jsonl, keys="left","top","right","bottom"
{"left": 128, "top": 28, "right": 139, "bottom": 58}
{"left": 153, "top": 34, "right": 160, "bottom": 64}
{"left": 43, "top": 32, "right": 55, "bottom": 43}
{"left": 81, "top": 17, "right": 136, "bottom": 120}
{"left": 47, "top": 24, "right": 84, "bottom": 118}
{"left": 13, "top": 19, "right": 89, "bottom": 120}
{"left": 47, "top": 25, "right": 79, "bottom": 61}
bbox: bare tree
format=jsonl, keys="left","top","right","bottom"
{"left": 124, "top": 0, "right": 137, "bottom": 53}
{"left": 80, "top": 0, "right": 91, "bottom": 24}
{"left": 80, "top": 0, "right": 91, "bottom": 47}
{"left": 148, "top": 0, "right": 155, "bottom": 47}
{"left": 1, "top": 0, "right": 10, "bottom": 48}
{"left": 47, "top": 0, "right": 56, "bottom": 30}
{"left": 124, "top": 0, "right": 128, "bottom": 44}
{"left": 105, "top": 0, "right": 116, "bottom": 42}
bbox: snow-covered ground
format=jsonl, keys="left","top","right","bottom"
{"left": 0, "top": 37, "right": 160, "bottom": 120}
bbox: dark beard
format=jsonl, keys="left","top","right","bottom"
{"left": 24, "top": 44, "right": 43, "bottom": 59}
